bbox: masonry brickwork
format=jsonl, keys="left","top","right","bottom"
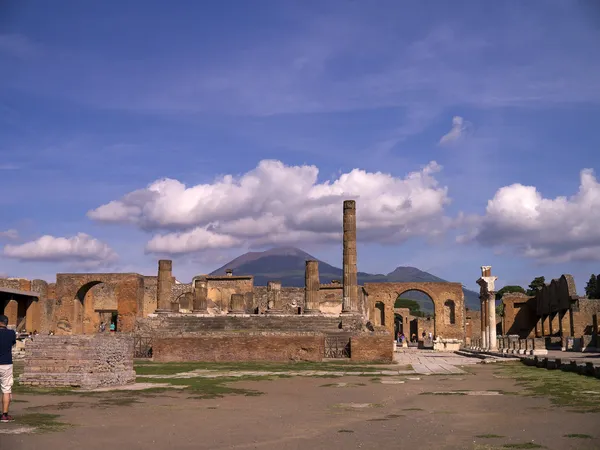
{"left": 350, "top": 333, "right": 393, "bottom": 362}
{"left": 19, "top": 335, "right": 135, "bottom": 389}
{"left": 153, "top": 333, "right": 326, "bottom": 362}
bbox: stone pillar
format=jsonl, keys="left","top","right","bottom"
{"left": 304, "top": 260, "right": 320, "bottom": 314}
{"left": 342, "top": 200, "right": 358, "bottom": 313}
{"left": 488, "top": 293, "right": 497, "bottom": 351}
{"left": 481, "top": 298, "right": 488, "bottom": 348}
{"left": 266, "top": 281, "right": 283, "bottom": 314}
{"left": 193, "top": 277, "right": 208, "bottom": 313}
{"left": 483, "top": 298, "right": 489, "bottom": 349}
{"left": 229, "top": 293, "right": 245, "bottom": 314}
{"left": 156, "top": 260, "right": 173, "bottom": 313}
{"left": 3, "top": 298, "right": 18, "bottom": 328}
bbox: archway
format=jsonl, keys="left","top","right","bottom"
{"left": 395, "top": 290, "right": 435, "bottom": 342}
{"left": 75, "top": 281, "right": 119, "bottom": 334}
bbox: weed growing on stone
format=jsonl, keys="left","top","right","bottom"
{"left": 338, "top": 429, "right": 354, "bottom": 433}
{"left": 502, "top": 443, "right": 545, "bottom": 449}
{"left": 476, "top": 434, "right": 504, "bottom": 439}
{"left": 402, "top": 407, "right": 423, "bottom": 411}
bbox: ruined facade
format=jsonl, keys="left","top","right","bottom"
{"left": 6, "top": 199, "right": 469, "bottom": 363}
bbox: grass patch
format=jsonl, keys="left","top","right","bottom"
{"left": 93, "top": 396, "right": 141, "bottom": 408}
{"left": 497, "top": 363, "right": 600, "bottom": 413}
{"left": 28, "top": 402, "right": 86, "bottom": 411}
{"left": 564, "top": 434, "right": 592, "bottom": 439}
{"left": 338, "top": 429, "right": 354, "bottom": 433}
{"left": 502, "top": 444, "right": 545, "bottom": 449}
{"left": 476, "top": 434, "right": 504, "bottom": 439}
{"left": 134, "top": 360, "right": 389, "bottom": 376}
{"left": 385, "top": 414, "right": 405, "bottom": 418}
{"left": 17, "top": 413, "right": 71, "bottom": 433}
{"left": 403, "top": 407, "right": 423, "bottom": 411}
{"left": 136, "top": 375, "right": 265, "bottom": 399}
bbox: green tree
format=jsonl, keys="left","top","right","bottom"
{"left": 495, "top": 285, "right": 526, "bottom": 300}
{"left": 496, "top": 302, "right": 504, "bottom": 317}
{"left": 394, "top": 298, "right": 426, "bottom": 317}
{"left": 585, "top": 274, "right": 598, "bottom": 299}
{"left": 526, "top": 276, "right": 545, "bottom": 296}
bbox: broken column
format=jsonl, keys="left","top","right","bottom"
{"left": 477, "top": 265, "right": 498, "bottom": 351}
{"left": 156, "top": 259, "right": 173, "bottom": 313}
{"left": 342, "top": 200, "right": 358, "bottom": 313}
{"left": 304, "top": 260, "right": 320, "bottom": 314}
{"left": 266, "top": 281, "right": 283, "bottom": 314}
{"left": 229, "top": 293, "right": 245, "bottom": 314}
{"left": 193, "top": 277, "right": 208, "bottom": 313}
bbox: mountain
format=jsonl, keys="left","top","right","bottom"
{"left": 210, "top": 247, "right": 480, "bottom": 311}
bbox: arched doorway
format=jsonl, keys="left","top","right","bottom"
{"left": 75, "top": 281, "right": 119, "bottom": 334}
{"left": 396, "top": 290, "right": 435, "bottom": 344}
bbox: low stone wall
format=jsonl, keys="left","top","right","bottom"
{"left": 350, "top": 333, "right": 393, "bottom": 363}
{"left": 153, "top": 332, "right": 326, "bottom": 362}
{"left": 19, "top": 335, "right": 136, "bottom": 389}
{"left": 522, "top": 355, "right": 600, "bottom": 379}
{"left": 468, "top": 336, "right": 548, "bottom": 356}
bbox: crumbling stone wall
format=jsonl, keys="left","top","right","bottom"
{"left": 574, "top": 299, "right": 600, "bottom": 336}
{"left": 54, "top": 273, "right": 144, "bottom": 334}
{"left": 502, "top": 293, "right": 536, "bottom": 338}
{"left": 364, "top": 282, "right": 465, "bottom": 340}
{"left": 318, "top": 284, "right": 343, "bottom": 314}
{"left": 142, "top": 276, "right": 157, "bottom": 316}
{"left": 19, "top": 335, "right": 135, "bottom": 389}
{"left": 350, "top": 333, "right": 393, "bottom": 362}
{"left": 153, "top": 332, "right": 326, "bottom": 362}
{"left": 206, "top": 276, "right": 254, "bottom": 312}
{"left": 254, "top": 286, "right": 304, "bottom": 313}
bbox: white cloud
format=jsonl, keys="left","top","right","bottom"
{"left": 439, "top": 116, "right": 471, "bottom": 145}
{"left": 459, "top": 168, "right": 600, "bottom": 263}
{"left": 0, "top": 229, "right": 19, "bottom": 240}
{"left": 89, "top": 159, "right": 450, "bottom": 255}
{"left": 3, "top": 233, "right": 118, "bottom": 263}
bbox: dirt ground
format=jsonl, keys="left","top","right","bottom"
{"left": 2, "top": 363, "right": 600, "bottom": 450}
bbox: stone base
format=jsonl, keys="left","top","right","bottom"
{"left": 265, "top": 310, "right": 284, "bottom": 315}
{"left": 19, "top": 335, "right": 135, "bottom": 390}
{"left": 530, "top": 349, "right": 548, "bottom": 356}
{"left": 433, "top": 339, "right": 462, "bottom": 351}
{"left": 303, "top": 309, "right": 321, "bottom": 315}
{"left": 155, "top": 309, "right": 172, "bottom": 314}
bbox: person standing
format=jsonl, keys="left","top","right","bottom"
{"left": 0, "top": 315, "right": 16, "bottom": 422}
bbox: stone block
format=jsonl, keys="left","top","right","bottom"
{"left": 19, "top": 335, "right": 135, "bottom": 389}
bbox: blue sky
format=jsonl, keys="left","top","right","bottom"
{"left": 1, "top": 0, "right": 600, "bottom": 295}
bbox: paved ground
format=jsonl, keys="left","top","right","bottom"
{"left": 2, "top": 353, "right": 599, "bottom": 450}
{"left": 394, "top": 350, "right": 485, "bottom": 374}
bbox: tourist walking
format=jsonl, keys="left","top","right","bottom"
{"left": 0, "top": 315, "right": 16, "bottom": 423}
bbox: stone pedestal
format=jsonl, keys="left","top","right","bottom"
{"left": 156, "top": 259, "right": 173, "bottom": 313}
{"left": 229, "top": 294, "right": 245, "bottom": 314}
{"left": 304, "top": 260, "right": 321, "bottom": 314}
{"left": 193, "top": 277, "right": 208, "bottom": 313}
{"left": 266, "top": 281, "right": 283, "bottom": 314}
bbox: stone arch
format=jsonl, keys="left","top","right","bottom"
{"left": 444, "top": 299, "right": 456, "bottom": 325}
{"left": 55, "top": 273, "right": 144, "bottom": 335}
{"left": 363, "top": 282, "right": 465, "bottom": 341}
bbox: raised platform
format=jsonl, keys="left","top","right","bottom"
{"left": 19, "top": 335, "right": 136, "bottom": 389}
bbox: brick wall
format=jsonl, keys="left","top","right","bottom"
{"left": 573, "top": 299, "right": 600, "bottom": 336}
{"left": 153, "top": 332, "right": 325, "bottom": 362}
{"left": 350, "top": 333, "right": 393, "bottom": 362}
{"left": 19, "top": 335, "right": 136, "bottom": 389}
{"left": 254, "top": 286, "right": 305, "bottom": 313}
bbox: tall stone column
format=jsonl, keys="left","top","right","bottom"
{"left": 193, "top": 277, "right": 208, "bottom": 313}
{"left": 480, "top": 297, "right": 487, "bottom": 349}
{"left": 229, "top": 293, "right": 245, "bottom": 314}
{"left": 156, "top": 259, "right": 173, "bottom": 313}
{"left": 266, "top": 281, "right": 283, "bottom": 314}
{"left": 488, "top": 292, "right": 497, "bottom": 351}
{"left": 342, "top": 200, "right": 358, "bottom": 313}
{"left": 304, "top": 260, "right": 320, "bottom": 314}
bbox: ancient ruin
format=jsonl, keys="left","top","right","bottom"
{"left": 2, "top": 199, "right": 472, "bottom": 375}
{"left": 469, "top": 270, "right": 600, "bottom": 355}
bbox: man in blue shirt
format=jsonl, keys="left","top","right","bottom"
{"left": 0, "top": 314, "right": 16, "bottom": 422}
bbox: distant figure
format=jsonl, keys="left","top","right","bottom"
{"left": 411, "top": 333, "right": 417, "bottom": 343}
{"left": 422, "top": 331, "right": 426, "bottom": 340}
{"left": 99, "top": 322, "right": 106, "bottom": 333}
{"left": 428, "top": 332, "right": 432, "bottom": 340}
{"left": 109, "top": 322, "right": 115, "bottom": 332}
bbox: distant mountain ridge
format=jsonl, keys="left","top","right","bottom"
{"left": 210, "top": 247, "right": 480, "bottom": 311}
